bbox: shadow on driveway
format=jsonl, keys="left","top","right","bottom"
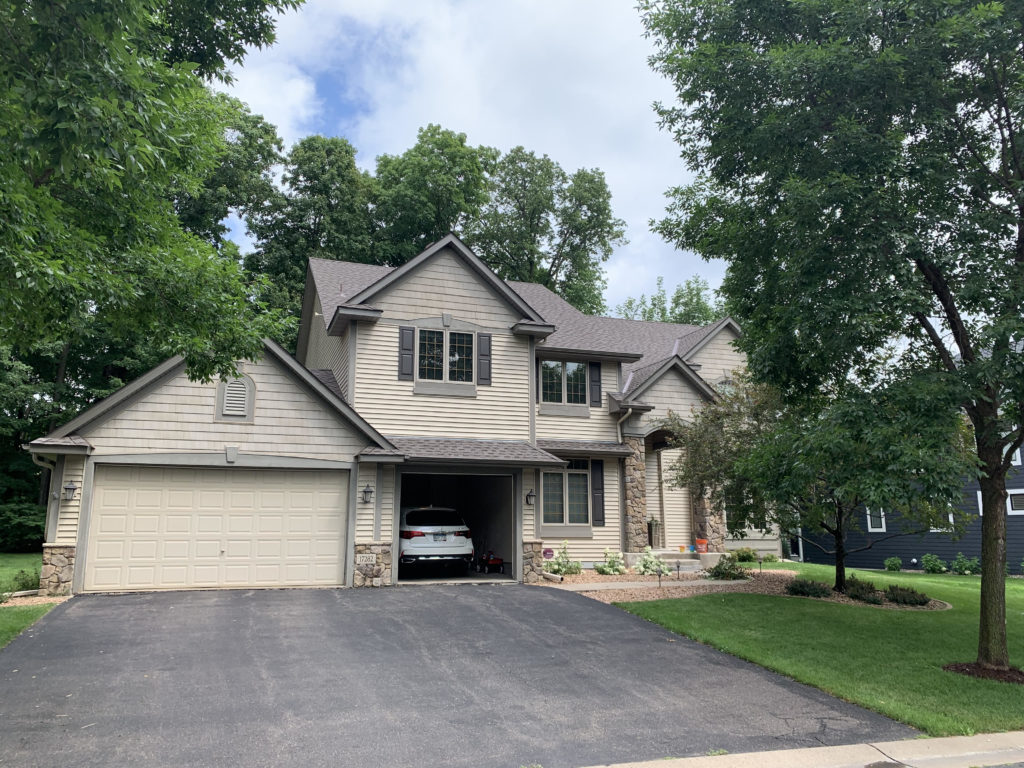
{"left": 0, "top": 586, "right": 915, "bottom": 768}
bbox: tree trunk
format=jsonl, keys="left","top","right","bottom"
{"left": 833, "top": 511, "right": 846, "bottom": 592}
{"left": 977, "top": 455, "right": 1009, "bottom": 670}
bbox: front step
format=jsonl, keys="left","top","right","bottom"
{"left": 622, "top": 551, "right": 703, "bottom": 571}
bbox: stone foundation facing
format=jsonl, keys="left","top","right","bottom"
{"left": 522, "top": 540, "right": 543, "bottom": 583}
{"left": 353, "top": 542, "right": 392, "bottom": 587}
{"left": 40, "top": 544, "right": 76, "bottom": 595}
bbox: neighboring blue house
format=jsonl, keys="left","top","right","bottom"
{"left": 800, "top": 449, "right": 1024, "bottom": 573}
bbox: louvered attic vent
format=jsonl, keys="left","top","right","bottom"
{"left": 223, "top": 378, "right": 249, "bottom": 416}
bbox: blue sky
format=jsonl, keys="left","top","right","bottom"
{"left": 223, "top": 0, "right": 724, "bottom": 312}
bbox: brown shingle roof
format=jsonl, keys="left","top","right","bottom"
{"left": 535, "top": 439, "right": 634, "bottom": 457}
{"left": 309, "top": 369, "right": 345, "bottom": 402}
{"left": 360, "top": 437, "right": 565, "bottom": 467}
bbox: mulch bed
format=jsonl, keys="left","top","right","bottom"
{"left": 944, "top": 662, "right": 1024, "bottom": 685}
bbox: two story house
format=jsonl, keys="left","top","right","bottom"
{"left": 28, "top": 235, "right": 774, "bottom": 594}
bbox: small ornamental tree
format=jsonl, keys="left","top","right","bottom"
{"left": 664, "top": 374, "right": 973, "bottom": 592}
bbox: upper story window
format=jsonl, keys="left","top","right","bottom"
{"left": 866, "top": 508, "right": 885, "bottom": 533}
{"left": 419, "top": 329, "right": 473, "bottom": 383}
{"left": 541, "top": 361, "right": 587, "bottom": 404}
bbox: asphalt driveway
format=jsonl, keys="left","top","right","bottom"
{"left": 0, "top": 586, "right": 914, "bottom": 768}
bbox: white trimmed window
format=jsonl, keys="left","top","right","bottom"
{"left": 930, "top": 511, "right": 956, "bottom": 532}
{"left": 1008, "top": 489, "right": 1024, "bottom": 515}
{"left": 866, "top": 508, "right": 886, "bottom": 533}
{"left": 1010, "top": 447, "right": 1022, "bottom": 466}
{"left": 542, "top": 460, "right": 590, "bottom": 525}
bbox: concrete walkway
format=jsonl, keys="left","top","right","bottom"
{"left": 550, "top": 578, "right": 748, "bottom": 591}
{"left": 583, "top": 731, "right": 1024, "bottom": 768}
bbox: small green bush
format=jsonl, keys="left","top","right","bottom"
{"left": 844, "top": 575, "right": 882, "bottom": 604}
{"left": 884, "top": 556, "right": 902, "bottom": 572}
{"left": 544, "top": 541, "right": 582, "bottom": 575}
{"left": 761, "top": 553, "right": 779, "bottom": 563}
{"left": 921, "top": 553, "right": 948, "bottom": 574}
{"left": 635, "top": 547, "right": 670, "bottom": 576}
{"left": 787, "top": 578, "right": 832, "bottom": 598}
{"left": 950, "top": 552, "right": 981, "bottom": 575}
{"left": 884, "top": 584, "right": 931, "bottom": 606}
{"left": 593, "top": 548, "right": 627, "bottom": 576}
{"left": 10, "top": 569, "right": 39, "bottom": 592}
{"left": 731, "top": 547, "right": 758, "bottom": 563}
{"left": 705, "top": 554, "right": 748, "bottom": 580}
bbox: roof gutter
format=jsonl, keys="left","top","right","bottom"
{"left": 616, "top": 407, "right": 634, "bottom": 444}
{"left": 30, "top": 452, "right": 56, "bottom": 471}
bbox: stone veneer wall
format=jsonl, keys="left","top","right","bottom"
{"left": 40, "top": 544, "right": 76, "bottom": 595}
{"left": 623, "top": 436, "right": 649, "bottom": 552}
{"left": 522, "top": 540, "right": 543, "bottom": 583}
{"left": 353, "top": 542, "right": 392, "bottom": 587}
{"left": 692, "top": 494, "right": 727, "bottom": 552}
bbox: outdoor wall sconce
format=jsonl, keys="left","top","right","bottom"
{"left": 62, "top": 481, "right": 79, "bottom": 502}
{"left": 361, "top": 484, "right": 374, "bottom": 504}
{"left": 525, "top": 488, "right": 536, "bottom": 506}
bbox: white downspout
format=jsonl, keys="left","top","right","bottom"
{"left": 616, "top": 407, "right": 634, "bottom": 444}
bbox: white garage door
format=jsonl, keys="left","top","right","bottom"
{"left": 84, "top": 465, "right": 347, "bottom": 592}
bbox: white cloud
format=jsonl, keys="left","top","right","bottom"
{"left": 224, "top": 0, "right": 722, "bottom": 312}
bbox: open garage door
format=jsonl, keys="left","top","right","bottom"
{"left": 398, "top": 472, "right": 515, "bottom": 582}
{"left": 84, "top": 465, "right": 348, "bottom": 592}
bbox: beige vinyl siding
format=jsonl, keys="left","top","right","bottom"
{"left": 637, "top": 370, "right": 708, "bottom": 432}
{"left": 304, "top": 298, "right": 348, "bottom": 395}
{"left": 372, "top": 248, "right": 522, "bottom": 325}
{"left": 727, "top": 528, "right": 782, "bottom": 556}
{"left": 353, "top": 325, "right": 530, "bottom": 438}
{"left": 523, "top": 468, "right": 537, "bottom": 534}
{"left": 536, "top": 363, "right": 618, "bottom": 441}
{"left": 55, "top": 456, "right": 86, "bottom": 545}
{"left": 354, "top": 463, "right": 376, "bottom": 543}
{"left": 645, "top": 453, "right": 662, "bottom": 544}
{"left": 539, "top": 460, "right": 622, "bottom": 562}
{"left": 379, "top": 465, "right": 396, "bottom": 542}
{"left": 687, "top": 327, "right": 745, "bottom": 386}
{"left": 84, "top": 356, "right": 367, "bottom": 461}
{"left": 659, "top": 449, "right": 691, "bottom": 550}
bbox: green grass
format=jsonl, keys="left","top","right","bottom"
{"left": 621, "top": 562, "right": 1024, "bottom": 736}
{"left": 0, "top": 604, "right": 54, "bottom": 649}
{"left": 0, "top": 552, "right": 41, "bottom": 582}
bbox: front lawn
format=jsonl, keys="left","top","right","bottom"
{"left": 0, "top": 551, "right": 42, "bottom": 582}
{"left": 621, "top": 562, "right": 1024, "bottom": 736}
{"left": 0, "top": 604, "right": 54, "bottom": 649}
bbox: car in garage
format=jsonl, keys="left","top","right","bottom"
{"left": 398, "top": 506, "right": 474, "bottom": 573}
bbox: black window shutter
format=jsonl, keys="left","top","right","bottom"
{"left": 398, "top": 326, "right": 414, "bottom": 381}
{"left": 591, "top": 460, "right": 605, "bottom": 526}
{"left": 589, "top": 362, "right": 602, "bottom": 407}
{"left": 477, "top": 333, "right": 492, "bottom": 385}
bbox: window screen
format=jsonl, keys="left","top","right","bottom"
{"left": 542, "top": 472, "right": 564, "bottom": 523}
{"left": 565, "top": 362, "right": 586, "bottom": 404}
{"left": 418, "top": 330, "right": 444, "bottom": 380}
{"left": 448, "top": 332, "right": 473, "bottom": 382}
{"left": 541, "top": 361, "right": 563, "bottom": 403}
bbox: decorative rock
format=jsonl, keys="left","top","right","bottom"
{"left": 623, "top": 437, "right": 649, "bottom": 552}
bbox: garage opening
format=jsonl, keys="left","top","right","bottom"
{"left": 398, "top": 472, "right": 515, "bottom": 583}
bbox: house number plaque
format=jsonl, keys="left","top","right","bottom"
{"left": 355, "top": 553, "right": 377, "bottom": 565}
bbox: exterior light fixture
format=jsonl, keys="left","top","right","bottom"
{"left": 525, "top": 488, "right": 536, "bottom": 506}
{"left": 361, "top": 484, "right": 374, "bottom": 504}
{"left": 62, "top": 481, "right": 79, "bottom": 502}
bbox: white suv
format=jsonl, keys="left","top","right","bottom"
{"left": 398, "top": 506, "right": 474, "bottom": 573}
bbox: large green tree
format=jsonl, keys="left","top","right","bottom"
{"left": 372, "top": 124, "right": 499, "bottom": 267}
{"left": 469, "top": 146, "right": 626, "bottom": 314}
{"left": 245, "top": 135, "right": 374, "bottom": 345}
{"left": 642, "top": 0, "right": 1024, "bottom": 670}
{"left": 616, "top": 275, "right": 723, "bottom": 325}
{"left": 666, "top": 374, "right": 972, "bottom": 591}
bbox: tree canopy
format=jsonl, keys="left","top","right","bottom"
{"left": 641, "top": 0, "right": 1024, "bottom": 669}
{"left": 616, "top": 275, "right": 723, "bottom": 325}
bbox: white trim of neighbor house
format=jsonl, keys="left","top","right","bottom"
{"left": 930, "top": 511, "right": 956, "bottom": 532}
{"left": 1008, "top": 489, "right": 1024, "bottom": 515}
{"left": 866, "top": 508, "right": 886, "bottom": 533}
{"left": 1010, "top": 447, "right": 1022, "bottom": 466}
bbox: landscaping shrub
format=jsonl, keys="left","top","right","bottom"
{"left": 844, "top": 575, "right": 883, "bottom": 604}
{"left": 10, "top": 569, "right": 38, "bottom": 592}
{"left": 635, "top": 547, "right": 670, "bottom": 576}
{"left": 950, "top": 552, "right": 982, "bottom": 575}
{"left": 884, "top": 583, "right": 931, "bottom": 606}
{"left": 761, "top": 553, "right": 779, "bottom": 563}
{"left": 786, "top": 578, "right": 832, "bottom": 598}
{"left": 593, "top": 548, "right": 627, "bottom": 576}
{"left": 705, "top": 554, "right": 748, "bottom": 580}
{"left": 544, "top": 541, "right": 582, "bottom": 575}
{"left": 0, "top": 503, "right": 46, "bottom": 552}
{"left": 884, "top": 556, "right": 902, "bottom": 572}
{"left": 731, "top": 546, "right": 758, "bottom": 562}
{"left": 921, "top": 553, "right": 948, "bottom": 574}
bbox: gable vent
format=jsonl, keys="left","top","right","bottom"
{"left": 223, "top": 379, "right": 249, "bottom": 416}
